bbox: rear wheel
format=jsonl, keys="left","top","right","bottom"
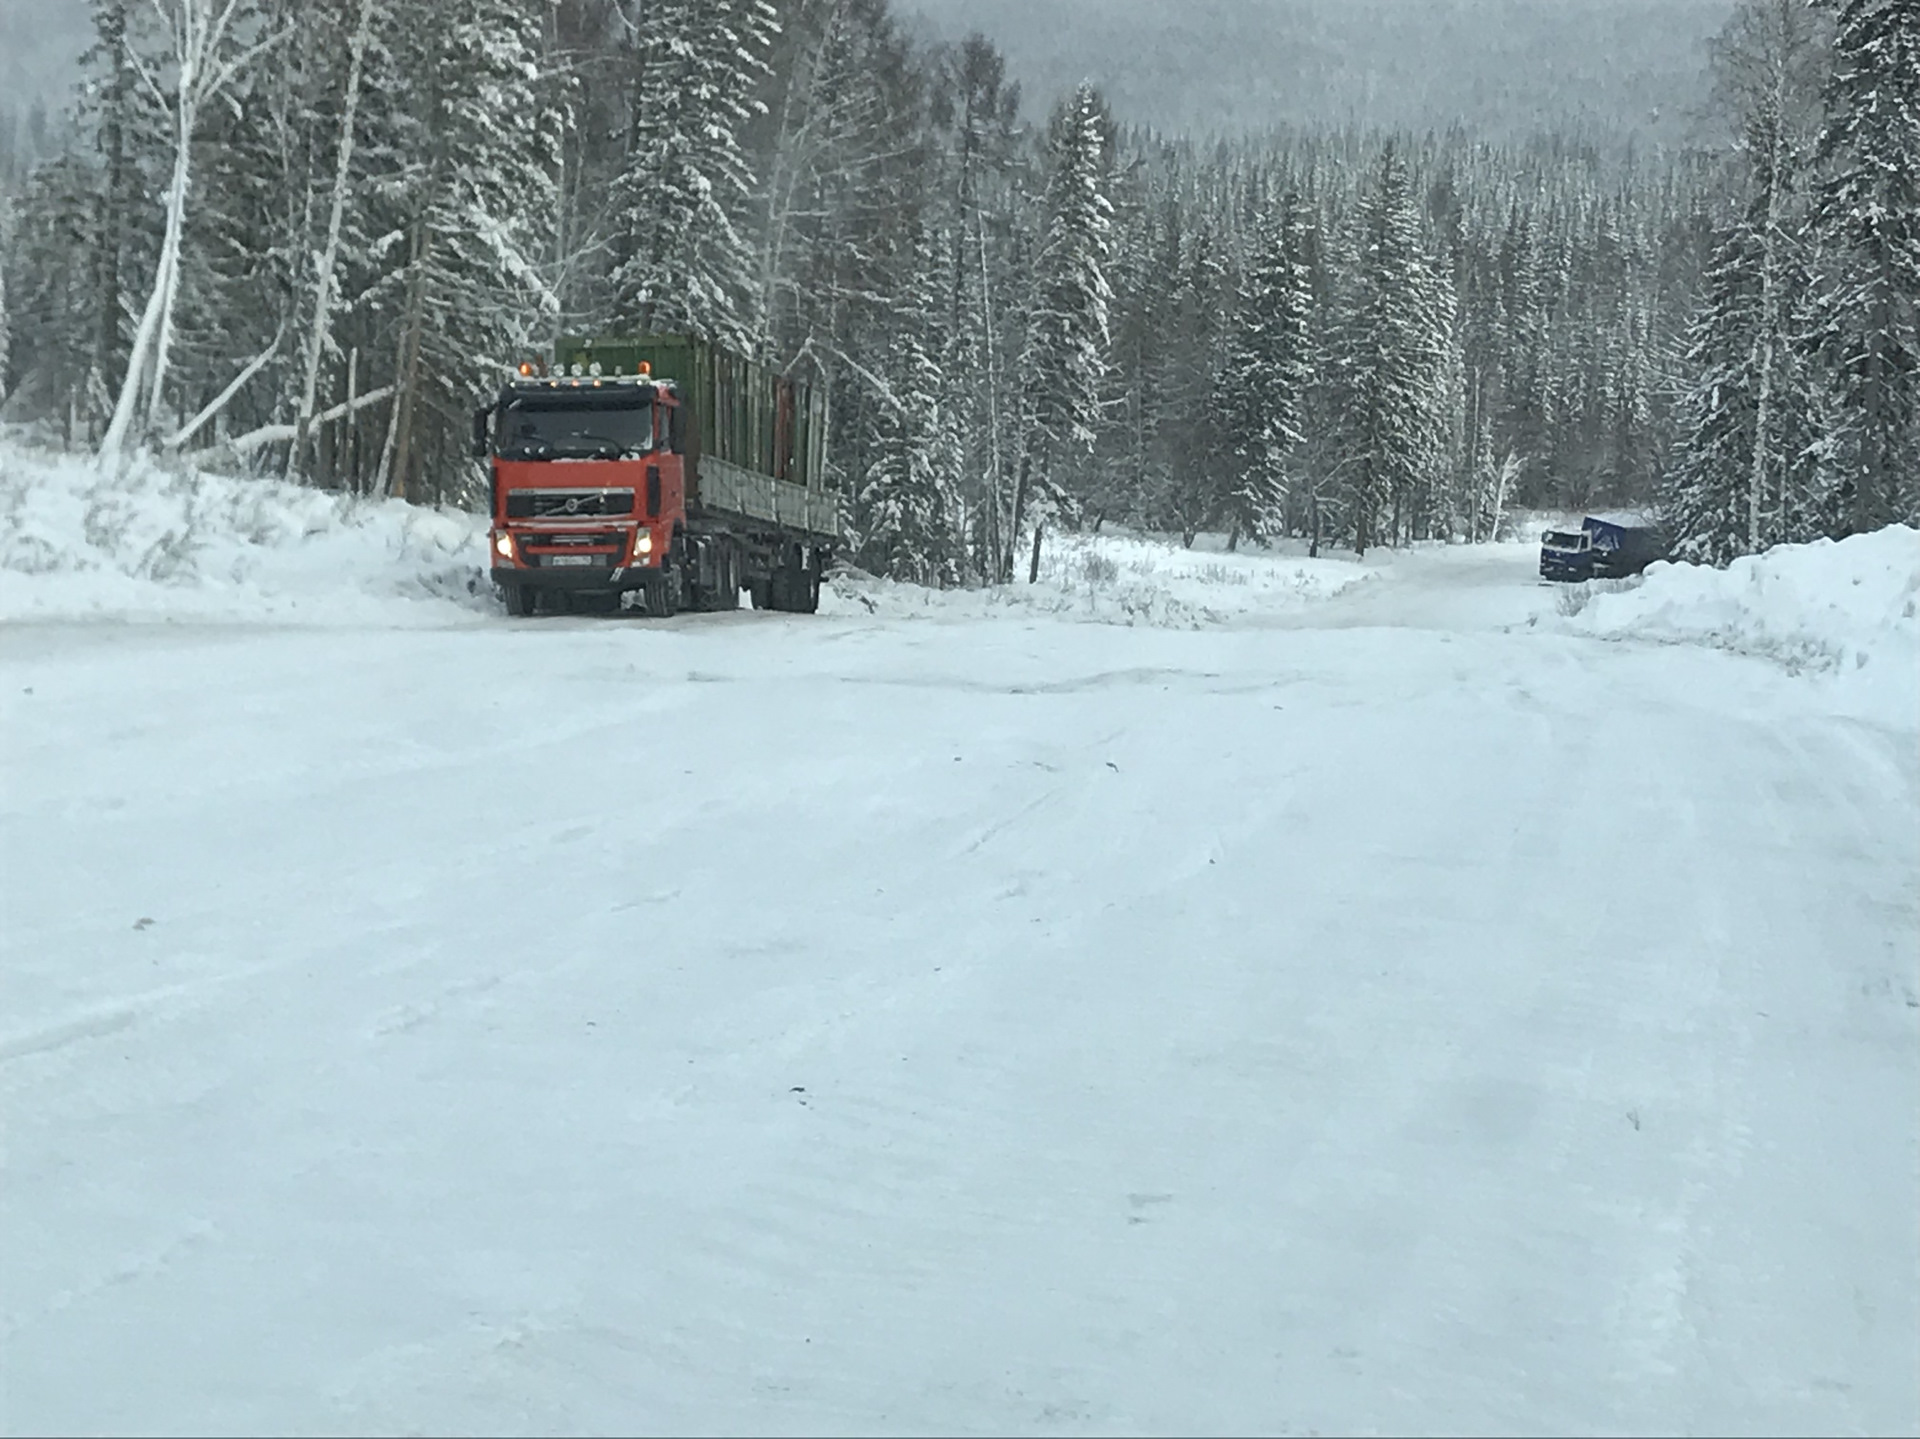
{"left": 768, "top": 547, "right": 820, "bottom": 613}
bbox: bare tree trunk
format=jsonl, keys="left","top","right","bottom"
{"left": 99, "top": 0, "right": 283, "bottom": 464}
{"left": 341, "top": 344, "right": 359, "bottom": 491}
{"left": 1005, "top": 439, "right": 1035, "bottom": 584}
{"left": 101, "top": 113, "right": 190, "bottom": 460}
{"left": 980, "top": 225, "right": 1005, "bottom": 586}
{"left": 378, "top": 223, "right": 429, "bottom": 499}
{"left": 291, "top": 0, "right": 374, "bottom": 481}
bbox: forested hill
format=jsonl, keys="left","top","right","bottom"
{"left": 1, "top": 0, "right": 1914, "bottom": 581}
{"left": 899, "top": 0, "right": 1732, "bottom": 147}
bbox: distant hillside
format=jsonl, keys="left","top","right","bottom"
{"left": 897, "top": 0, "right": 1731, "bottom": 146}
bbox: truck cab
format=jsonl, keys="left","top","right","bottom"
{"left": 477, "top": 372, "right": 688, "bottom": 616}
{"left": 1539, "top": 528, "right": 1594, "bottom": 582}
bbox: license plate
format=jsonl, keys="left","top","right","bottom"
{"left": 547, "top": 554, "right": 595, "bottom": 567}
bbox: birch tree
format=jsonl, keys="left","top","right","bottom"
{"left": 288, "top": 0, "right": 376, "bottom": 479}
{"left": 98, "top": 0, "right": 283, "bottom": 463}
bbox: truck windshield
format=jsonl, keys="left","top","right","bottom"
{"left": 497, "top": 399, "right": 655, "bottom": 460}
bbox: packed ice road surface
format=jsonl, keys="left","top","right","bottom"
{"left": 3, "top": 532, "right": 1917, "bottom": 1435}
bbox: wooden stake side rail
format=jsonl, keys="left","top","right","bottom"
{"left": 696, "top": 455, "right": 840, "bottom": 541}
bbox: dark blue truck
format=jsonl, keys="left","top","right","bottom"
{"left": 1540, "top": 512, "right": 1665, "bottom": 582}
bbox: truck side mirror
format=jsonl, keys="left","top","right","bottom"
{"left": 470, "top": 408, "right": 490, "bottom": 459}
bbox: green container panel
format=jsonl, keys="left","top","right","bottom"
{"left": 554, "top": 334, "right": 825, "bottom": 495}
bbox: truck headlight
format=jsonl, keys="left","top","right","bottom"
{"left": 493, "top": 531, "right": 513, "bottom": 559}
{"left": 633, "top": 531, "right": 653, "bottom": 557}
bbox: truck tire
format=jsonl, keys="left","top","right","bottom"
{"left": 768, "top": 548, "right": 819, "bottom": 614}
{"left": 503, "top": 584, "right": 536, "bottom": 617}
{"left": 750, "top": 575, "right": 773, "bottom": 611}
{"left": 647, "top": 564, "right": 681, "bottom": 619}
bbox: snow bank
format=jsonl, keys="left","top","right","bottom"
{"left": 1564, "top": 525, "right": 1920, "bottom": 728}
{"left": 826, "top": 528, "right": 1381, "bottom": 628}
{"left": 0, "top": 440, "right": 492, "bottom": 625}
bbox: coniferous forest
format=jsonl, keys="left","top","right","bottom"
{"left": 0, "top": 0, "right": 1914, "bottom": 580}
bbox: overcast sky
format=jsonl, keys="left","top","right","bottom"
{"left": 4, "top": 0, "right": 1732, "bottom": 145}
{"left": 899, "top": 0, "right": 1731, "bottom": 143}
{"left": 1, "top": 0, "right": 90, "bottom": 113}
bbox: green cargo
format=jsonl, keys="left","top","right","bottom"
{"left": 552, "top": 335, "right": 829, "bottom": 495}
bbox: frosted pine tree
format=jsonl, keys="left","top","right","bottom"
{"left": 1008, "top": 83, "right": 1114, "bottom": 576}
{"left": 859, "top": 230, "right": 963, "bottom": 586}
{"left": 1808, "top": 0, "right": 1920, "bottom": 530}
{"left": 1669, "top": 1, "right": 1835, "bottom": 562}
{"left": 611, "top": 0, "right": 778, "bottom": 352}
{"left": 376, "top": 0, "right": 559, "bottom": 500}
{"left": 0, "top": 155, "right": 99, "bottom": 433}
{"left": 1213, "top": 194, "right": 1314, "bottom": 548}
{"left": 1334, "top": 145, "right": 1454, "bottom": 554}
{"left": 1667, "top": 218, "right": 1831, "bottom": 564}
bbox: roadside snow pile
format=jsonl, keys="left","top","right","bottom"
{"left": 1566, "top": 525, "right": 1920, "bottom": 727}
{"left": 0, "top": 441, "right": 491, "bottom": 624}
{"left": 826, "top": 529, "right": 1380, "bottom": 628}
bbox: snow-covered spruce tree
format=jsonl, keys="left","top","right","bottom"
{"left": 1667, "top": 216, "right": 1831, "bottom": 564}
{"left": 1808, "top": 0, "right": 1920, "bottom": 531}
{"left": 858, "top": 229, "right": 964, "bottom": 586}
{"left": 925, "top": 30, "right": 1028, "bottom": 580}
{"left": 1668, "top": 1, "right": 1835, "bottom": 563}
{"left": 1211, "top": 194, "right": 1314, "bottom": 548}
{"left": 611, "top": 0, "right": 777, "bottom": 352}
{"left": 1160, "top": 206, "right": 1230, "bottom": 548}
{"left": 1332, "top": 144, "right": 1455, "bottom": 555}
{"left": 1008, "top": 82, "right": 1114, "bottom": 578}
{"left": 375, "top": 0, "right": 559, "bottom": 502}
{"left": 0, "top": 154, "right": 100, "bottom": 433}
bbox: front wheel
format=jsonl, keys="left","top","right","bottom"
{"left": 503, "top": 583, "right": 536, "bottom": 617}
{"left": 646, "top": 565, "right": 682, "bottom": 619}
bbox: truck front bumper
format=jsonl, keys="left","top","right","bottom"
{"left": 492, "top": 565, "right": 650, "bottom": 591}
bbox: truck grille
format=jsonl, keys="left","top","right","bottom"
{"left": 520, "top": 531, "right": 626, "bottom": 568}
{"left": 506, "top": 489, "right": 636, "bottom": 519}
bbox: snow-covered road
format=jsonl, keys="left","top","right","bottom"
{"left": 4, "top": 544, "right": 1916, "bottom": 1435}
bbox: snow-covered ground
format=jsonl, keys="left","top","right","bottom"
{"left": 3, "top": 451, "right": 1917, "bottom": 1436}
{"left": 1561, "top": 525, "right": 1920, "bottom": 731}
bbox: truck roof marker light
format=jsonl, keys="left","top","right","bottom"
{"left": 639, "top": 362, "right": 652, "bottom": 377}
{"left": 517, "top": 361, "right": 534, "bottom": 376}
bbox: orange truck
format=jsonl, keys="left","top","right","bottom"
{"left": 473, "top": 334, "right": 839, "bottom": 617}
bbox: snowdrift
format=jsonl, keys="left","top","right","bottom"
{"left": 0, "top": 439, "right": 491, "bottom": 625}
{"left": 827, "top": 529, "right": 1380, "bottom": 628}
{"left": 1565, "top": 525, "right": 1920, "bottom": 729}
{"left": 0, "top": 439, "right": 1376, "bottom": 632}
